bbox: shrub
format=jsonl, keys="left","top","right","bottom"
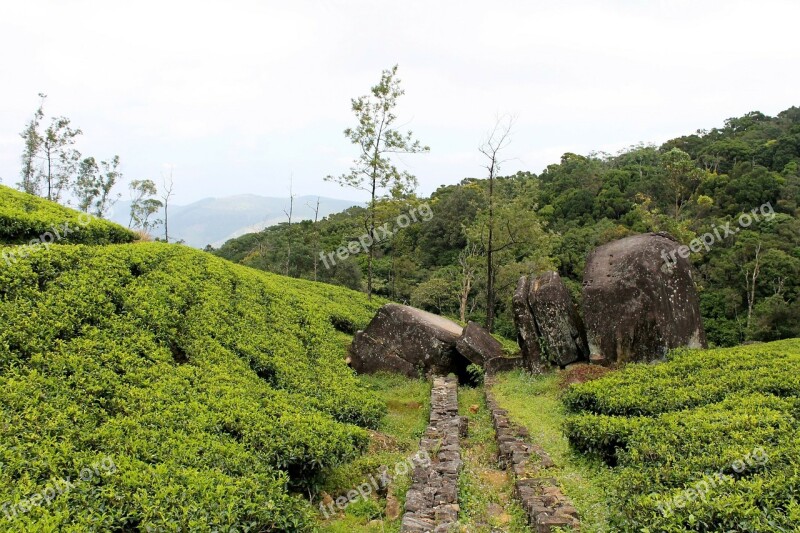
{"left": 0, "top": 185, "right": 136, "bottom": 246}
{"left": 563, "top": 340, "right": 800, "bottom": 531}
{"left": 0, "top": 242, "right": 387, "bottom": 530}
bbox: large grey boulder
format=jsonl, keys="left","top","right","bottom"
{"left": 512, "top": 276, "right": 542, "bottom": 367}
{"left": 528, "top": 271, "right": 589, "bottom": 367}
{"left": 349, "top": 304, "right": 470, "bottom": 378}
{"left": 582, "top": 232, "right": 707, "bottom": 364}
{"left": 513, "top": 272, "right": 588, "bottom": 368}
{"left": 455, "top": 321, "right": 503, "bottom": 365}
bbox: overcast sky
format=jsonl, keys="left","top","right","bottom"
{"left": 1, "top": 0, "right": 799, "bottom": 206}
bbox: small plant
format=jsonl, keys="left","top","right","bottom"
{"left": 466, "top": 363, "right": 484, "bottom": 385}
{"left": 345, "top": 498, "right": 382, "bottom": 520}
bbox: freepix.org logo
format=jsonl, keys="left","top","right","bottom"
{"left": 320, "top": 203, "right": 433, "bottom": 269}
{"left": 661, "top": 202, "right": 775, "bottom": 269}
{"left": 2, "top": 213, "right": 94, "bottom": 267}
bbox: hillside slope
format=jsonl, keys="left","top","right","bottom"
{"left": 0, "top": 238, "right": 386, "bottom": 531}
{"left": 214, "top": 107, "right": 800, "bottom": 344}
{"left": 563, "top": 339, "right": 800, "bottom": 531}
{"left": 0, "top": 184, "right": 136, "bottom": 247}
{"left": 108, "top": 194, "right": 359, "bottom": 248}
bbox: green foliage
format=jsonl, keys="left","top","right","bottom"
{"left": 466, "top": 363, "right": 484, "bottom": 385}
{"left": 563, "top": 339, "right": 800, "bottom": 531}
{"left": 17, "top": 94, "right": 83, "bottom": 203}
{"left": 563, "top": 340, "right": 800, "bottom": 417}
{"left": 0, "top": 184, "right": 136, "bottom": 246}
{"left": 0, "top": 239, "right": 388, "bottom": 530}
{"left": 324, "top": 64, "right": 429, "bottom": 298}
{"left": 74, "top": 155, "right": 122, "bottom": 217}
{"left": 128, "top": 179, "right": 162, "bottom": 232}
{"left": 319, "top": 373, "right": 430, "bottom": 532}
{"left": 218, "top": 106, "right": 800, "bottom": 344}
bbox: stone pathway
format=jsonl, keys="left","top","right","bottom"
{"left": 485, "top": 377, "right": 581, "bottom": 532}
{"left": 400, "top": 373, "right": 580, "bottom": 533}
{"left": 401, "top": 375, "right": 465, "bottom": 532}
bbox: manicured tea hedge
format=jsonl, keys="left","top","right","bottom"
{"left": 563, "top": 340, "right": 800, "bottom": 417}
{"left": 563, "top": 340, "right": 800, "bottom": 531}
{"left": 0, "top": 184, "right": 136, "bottom": 245}
{"left": 0, "top": 242, "right": 386, "bottom": 531}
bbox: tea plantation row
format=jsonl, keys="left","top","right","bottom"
{"left": 0, "top": 241, "right": 386, "bottom": 531}
{"left": 0, "top": 185, "right": 136, "bottom": 246}
{"left": 563, "top": 340, "right": 800, "bottom": 531}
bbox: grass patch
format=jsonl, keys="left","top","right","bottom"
{"left": 318, "top": 373, "right": 431, "bottom": 532}
{"left": 492, "top": 370, "right": 614, "bottom": 532}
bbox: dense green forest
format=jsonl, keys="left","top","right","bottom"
{"left": 214, "top": 107, "right": 800, "bottom": 346}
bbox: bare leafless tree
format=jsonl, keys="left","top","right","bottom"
{"left": 161, "top": 167, "right": 175, "bottom": 243}
{"left": 479, "top": 114, "right": 515, "bottom": 331}
{"left": 283, "top": 176, "right": 296, "bottom": 276}
{"left": 307, "top": 196, "right": 322, "bottom": 281}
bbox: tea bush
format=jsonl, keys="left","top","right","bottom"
{"left": 563, "top": 340, "right": 800, "bottom": 531}
{"left": 0, "top": 185, "right": 136, "bottom": 246}
{"left": 0, "top": 241, "right": 386, "bottom": 531}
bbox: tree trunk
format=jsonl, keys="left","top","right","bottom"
{"left": 367, "top": 178, "right": 376, "bottom": 300}
{"left": 46, "top": 147, "right": 52, "bottom": 201}
{"left": 312, "top": 197, "right": 320, "bottom": 282}
{"left": 486, "top": 173, "right": 495, "bottom": 331}
{"left": 745, "top": 243, "right": 762, "bottom": 331}
{"left": 460, "top": 276, "right": 471, "bottom": 323}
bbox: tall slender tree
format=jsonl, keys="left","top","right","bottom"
{"left": 128, "top": 179, "right": 162, "bottom": 234}
{"left": 74, "top": 155, "right": 122, "bottom": 217}
{"left": 18, "top": 94, "right": 45, "bottom": 195}
{"left": 479, "top": 115, "right": 515, "bottom": 330}
{"left": 40, "top": 115, "right": 82, "bottom": 202}
{"left": 307, "top": 196, "right": 322, "bottom": 281}
{"left": 326, "top": 65, "right": 429, "bottom": 299}
{"left": 283, "top": 176, "right": 295, "bottom": 276}
{"left": 161, "top": 168, "right": 175, "bottom": 242}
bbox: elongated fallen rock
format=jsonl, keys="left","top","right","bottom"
{"left": 349, "top": 304, "right": 470, "bottom": 378}
{"left": 455, "top": 321, "right": 503, "bottom": 365}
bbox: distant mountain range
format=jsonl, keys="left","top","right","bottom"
{"left": 108, "top": 194, "right": 359, "bottom": 249}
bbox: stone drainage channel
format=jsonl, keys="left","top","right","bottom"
{"left": 400, "top": 375, "right": 580, "bottom": 533}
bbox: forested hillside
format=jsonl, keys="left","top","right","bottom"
{"left": 215, "top": 107, "right": 800, "bottom": 346}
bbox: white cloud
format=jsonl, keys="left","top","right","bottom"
{"left": 1, "top": 0, "right": 798, "bottom": 203}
